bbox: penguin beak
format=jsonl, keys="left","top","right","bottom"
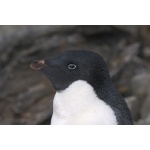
{"left": 30, "top": 60, "right": 47, "bottom": 70}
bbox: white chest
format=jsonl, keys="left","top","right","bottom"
{"left": 51, "top": 80, "right": 117, "bottom": 125}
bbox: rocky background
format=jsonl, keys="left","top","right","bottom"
{"left": 0, "top": 25, "right": 150, "bottom": 125}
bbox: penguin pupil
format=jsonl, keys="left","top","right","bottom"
{"left": 68, "top": 64, "right": 76, "bottom": 69}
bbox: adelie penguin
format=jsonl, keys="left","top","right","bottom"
{"left": 30, "top": 50, "right": 133, "bottom": 125}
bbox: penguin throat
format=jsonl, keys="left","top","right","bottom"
{"left": 51, "top": 80, "right": 117, "bottom": 125}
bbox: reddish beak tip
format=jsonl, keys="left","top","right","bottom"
{"left": 30, "top": 60, "right": 46, "bottom": 70}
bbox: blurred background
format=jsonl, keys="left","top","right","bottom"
{"left": 0, "top": 25, "right": 150, "bottom": 125}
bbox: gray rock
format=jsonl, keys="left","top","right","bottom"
{"left": 131, "top": 73, "right": 150, "bottom": 97}
{"left": 131, "top": 72, "right": 150, "bottom": 124}
{"left": 143, "top": 47, "right": 150, "bottom": 59}
{"left": 115, "top": 25, "right": 139, "bottom": 36}
{"left": 125, "top": 96, "right": 140, "bottom": 121}
{"left": 140, "top": 86, "right": 150, "bottom": 119}
{"left": 136, "top": 114, "right": 150, "bottom": 125}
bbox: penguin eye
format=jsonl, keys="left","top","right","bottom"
{"left": 68, "top": 64, "right": 76, "bottom": 70}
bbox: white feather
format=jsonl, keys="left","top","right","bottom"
{"left": 51, "top": 80, "right": 117, "bottom": 125}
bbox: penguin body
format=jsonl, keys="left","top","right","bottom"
{"left": 51, "top": 80, "right": 117, "bottom": 125}
{"left": 30, "top": 50, "right": 133, "bottom": 125}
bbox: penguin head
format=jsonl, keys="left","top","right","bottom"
{"left": 30, "top": 50, "right": 110, "bottom": 91}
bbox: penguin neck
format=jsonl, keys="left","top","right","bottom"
{"left": 89, "top": 75, "right": 114, "bottom": 100}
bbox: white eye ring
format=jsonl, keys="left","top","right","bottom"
{"left": 68, "top": 64, "right": 76, "bottom": 70}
